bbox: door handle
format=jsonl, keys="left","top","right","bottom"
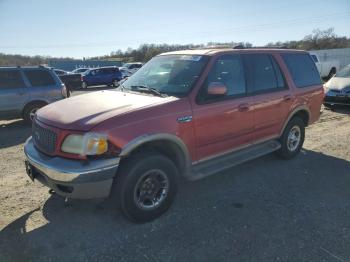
{"left": 283, "top": 95, "right": 292, "bottom": 101}
{"left": 17, "top": 92, "right": 26, "bottom": 95}
{"left": 238, "top": 103, "right": 250, "bottom": 112}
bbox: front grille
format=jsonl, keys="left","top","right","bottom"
{"left": 330, "top": 89, "right": 341, "bottom": 93}
{"left": 32, "top": 121, "right": 57, "bottom": 154}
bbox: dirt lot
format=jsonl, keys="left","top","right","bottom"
{"left": 0, "top": 104, "right": 350, "bottom": 262}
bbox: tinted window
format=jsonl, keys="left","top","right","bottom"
{"left": 0, "top": 70, "right": 25, "bottom": 89}
{"left": 282, "top": 53, "right": 321, "bottom": 88}
{"left": 24, "top": 70, "right": 55, "bottom": 87}
{"left": 90, "top": 69, "right": 99, "bottom": 75}
{"left": 243, "top": 54, "right": 284, "bottom": 93}
{"left": 201, "top": 55, "right": 246, "bottom": 101}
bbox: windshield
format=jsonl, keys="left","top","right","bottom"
{"left": 121, "top": 55, "right": 209, "bottom": 96}
{"left": 336, "top": 65, "right": 350, "bottom": 78}
{"left": 82, "top": 69, "right": 91, "bottom": 75}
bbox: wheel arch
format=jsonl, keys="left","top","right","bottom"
{"left": 119, "top": 134, "right": 191, "bottom": 176}
{"left": 280, "top": 107, "right": 310, "bottom": 137}
{"left": 22, "top": 100, "right": 48, "bottom": 118}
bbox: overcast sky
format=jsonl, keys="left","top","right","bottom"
{"left": 0, "top": 0, "right": 349, "bottom": 58}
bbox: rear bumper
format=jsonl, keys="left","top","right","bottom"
{"left": 24, "top": 137, "right": 119, "bottom": 199}
{"left": 324, "top": 95, "right": 350, "bottom": 105}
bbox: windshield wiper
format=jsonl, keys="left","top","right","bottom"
{"left": 130, "top": 85, "right": 167, "bottom": 97}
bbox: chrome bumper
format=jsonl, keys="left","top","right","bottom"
{"left": 24, "top": 137, "right": 119, "bottom": 199}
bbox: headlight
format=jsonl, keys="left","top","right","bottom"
{"left": 61, "top": 133, "right": 108, "bottom": 156}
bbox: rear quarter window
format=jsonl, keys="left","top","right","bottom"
{"left": 282, "top": 53, "right": 321, "bottom": 88}
{"left": 24, "top": 69, "right": 56, "bottom": 87}
{"left": 0, "top": 70, "right": 25, "bottom": 89}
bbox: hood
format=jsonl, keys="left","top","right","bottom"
{"left": 37, "top": 90, "right": 177, "bottom": 131}
{"left": 325, "top": 77, "right": 350, "bottom": 90}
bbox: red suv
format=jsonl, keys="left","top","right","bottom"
{"left": 24, "top": 48, "right": 324, "bottom": 222}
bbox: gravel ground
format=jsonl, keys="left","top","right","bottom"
{"left": 0, "top": 103, "right": 349, "bottom": 262}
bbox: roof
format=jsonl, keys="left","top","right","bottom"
{"left": 159, "top": 48, "right": 307, "bottom": 56}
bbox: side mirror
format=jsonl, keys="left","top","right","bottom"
{"left": 207, "top": 82, "right": 227, "bottom": 96}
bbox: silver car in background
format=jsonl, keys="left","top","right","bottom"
{"left": 0, "top": 66, "right": 67, "bottom": 123}
{"left": 324, "top": 64, "right": 350, "bottom": 107}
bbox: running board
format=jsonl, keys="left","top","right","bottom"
{"left": 188, "top": 140, "right": 281, "bottom": 181}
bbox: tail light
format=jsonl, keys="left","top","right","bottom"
{"left": 61, "top": 84, "right": 68, "bottom": 98}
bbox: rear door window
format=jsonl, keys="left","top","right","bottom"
{"left": 0, "top": 70, "right": 25, "bottom": 89}
{"left": 24, "top": 70, "right": 55, "bottom": 87}
{"left": 243, "top": 54, "right": 286, "bottom": 93}
{"left": 282, "top": 53, "right": 321, "bottom": 88}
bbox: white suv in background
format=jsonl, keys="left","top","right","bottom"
{"left": 120, "top": 62, "right": 143, "bottom": 74}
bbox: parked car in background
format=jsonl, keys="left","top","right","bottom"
{"left": 0, "top": 66, "right": 67, "bottom": 122}
{"left": 120, "top": 62, "right": 143, "bottom": 73}
{"left": 324, "top": 64, "right": 350, "bottom": 106}
{"left": 24, "top": 48, "right": 323, "bottom": 223}
{"left": 52, "top": 68, "right": 82, "bottom": 92}
{"left": 310, "top": 53, "right": 340, "bottom": 79}
{"left": 120, "top": 68, "right": 133, "bottom": 79}
{"left": 71, "top": 68, "right": 89, "bottom": 74}
{"left": 81, "top": 67, "right": 122, "bottom": 88}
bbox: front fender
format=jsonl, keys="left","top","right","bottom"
{"left": 119, "top": 133, "right": 191, "bottom": 173}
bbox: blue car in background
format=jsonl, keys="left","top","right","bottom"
{"left": 81, "top": 67, "right": 122, "bottom": 88}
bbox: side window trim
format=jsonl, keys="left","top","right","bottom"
{"left": 196, "top": 54, "right": 249, "bottom": 105}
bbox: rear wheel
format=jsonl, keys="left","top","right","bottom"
{"left": 112, "top": 79, "right": 119, "bottom": 87}
{"left": 276, "top": 117, "right": 305, "bottom": 159}
{"left": 23, "top": 102, "right": 47, "bottom": 123}
{"left": 112, "top": 152, "right": 178, "bottom": 223}
{"left": 82, "top": 81, "right": 88, "bottom": 89}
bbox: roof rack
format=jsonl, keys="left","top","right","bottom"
{"left": 249, "top": 46, "right": 289, "bottom": 49}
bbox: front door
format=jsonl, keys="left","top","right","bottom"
{"left": 192, "top": 54, "right": 254, "bottom": 161}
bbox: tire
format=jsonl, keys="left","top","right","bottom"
{"left": 276, "top": 117, "right": 305, "bottom": 159}
{"left": 112, "top": 152, "right": 178, "bottom": 223}
{"left": 327, "top": 68, "right": 336, "bottom": 79}
{"left": 112, "top": 79, "right": 119, "bottom": 87}
{"left": 82, "top": 81, "right": 88, "bottom": 89}
{"left": 23, "top": 102, "right": 47, "bottom": 123}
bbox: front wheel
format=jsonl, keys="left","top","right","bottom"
{"left": 23, "top": 102, "right": 47, "bottom": 123}
{"left": 112, "top": 152, "right": 178, "bottom": 223}
{"left": 276, "top": 117, "right": 305, "bottom": 159}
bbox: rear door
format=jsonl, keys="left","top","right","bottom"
{"left": 89, "top": 69, "right": 101, "bottom": 85}
{"left": 243, "top": 54, "right": 292, "bottom": 142}
{"left": 0, "top": 69, "right": 29, "bottom": 119}
{"left": 192, "top": 54, "right": 254, "bottom": 161}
